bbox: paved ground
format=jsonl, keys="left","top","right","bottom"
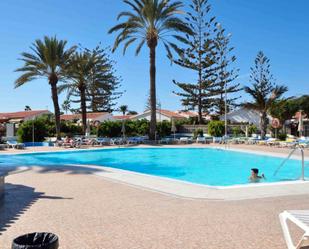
{"left": 0, "top": 166, "right": 308, "bottom": 249}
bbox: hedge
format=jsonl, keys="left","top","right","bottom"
{"left": 208, "top": 121, "right": 225, "bottom": 137}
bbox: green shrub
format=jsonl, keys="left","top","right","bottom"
{"left": 97, "top": 121, "right": 122, "bottom": 137}
{"left": 232, "top": 126, "right": 244, "bottom": 137}
{"left": 135, "top": 119, "right": 149, "bottom": 136}
{"left": 278, "top": 133, "right": 287, "bottom": 141}
{"left": 157, "top": 121, "right": 171, "bottom": 137}
{"left": 248, "top": 124, "right": 258, "bottom": 136}
{"left": 96, "top": 119, "right": 175, "bottom": 138}
{"left": 208, "top": 121, "right": 225, "bottom": 137}
{"left": 60, "top": 121, "right": 83, "bottom": 136}
{"left": 193, "top": 129, "right": 204, "bottom": 138}
{"left": 17, "top": 119, "right": 49, "bottom": 142}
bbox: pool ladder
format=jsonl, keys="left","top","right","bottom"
{"left": 273, "top": 147, "right": 306, "bottom": 181}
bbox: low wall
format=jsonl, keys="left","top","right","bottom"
{"left": 23, "top": 142, "right": 54, "bottom": 147}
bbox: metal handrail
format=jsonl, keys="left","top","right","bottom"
{"left": 273, "top": 146, "right": 306, "bottom": 180}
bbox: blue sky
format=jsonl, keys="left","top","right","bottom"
{"left": 0, "top": 0, "right": 308, "bottom": 114}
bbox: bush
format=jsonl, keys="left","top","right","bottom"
{"left": 278, "top": 133, "right": 287, "bottom": 141}
{"left": 17, "top": 118, "right": 49, "bottom": 142}
{"left": 248, "top": 124, "right": 258, "bottom": 136}
{"left": 208, "top": 121, "right": 225, "bottom": 137}
{"left": 135, "top": 119, "right": 149, "bottom": 136}
{"left": 97, "top": 121, "right": 122, "bottom": 137}
{"left": 232, "top": 126, "right": 244, "bottom": 137}
{"left": 60, "top": 121, "right": 83, "bottom": 136}
{"left": 157, "top": 121, "right": 171, "bottom": 137}
{"left": 96, "top": 119, "right": 175, "bottom": 138}
{"left": 193, "top": 129, "right": 204, "bottom": 138}
{"left": 97, "top": 119, "right": 150, "bottom": 137}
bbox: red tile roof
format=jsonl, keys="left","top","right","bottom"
{"left": 177, "top": 111, "right": 198, "bottom": 118}
{"left": 158, "top": 109, "right": 184, "bottom": 118}
{"left": 60, "top": 112, "right": 109, "bottom": 121}
{"left": 0, "top": 110, "right": 50, "bottom": 120}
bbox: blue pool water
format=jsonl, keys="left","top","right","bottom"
{"left": 0, "top": 148, "right": 307, "bottom": 186}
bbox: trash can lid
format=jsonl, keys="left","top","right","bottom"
{"left": 12, "top": 232, "right": 59, "bottom": 249}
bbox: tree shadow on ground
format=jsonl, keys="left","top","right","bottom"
{"left": 34, "top": 164, "right": 108, "bottom": 175}
{"left": 0, "top": 183, "right": 72, "bottom": 235}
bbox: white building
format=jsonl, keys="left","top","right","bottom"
{"left": 131, "top": 109, "right": 185, "bottom": 122}
{"left": 219, "top": 107, "right": 271, "bottom": 128}
{"left": 60, "top": 112, "right": 114, "bottom": 124}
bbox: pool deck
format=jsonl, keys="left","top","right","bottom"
{"left": 1, "top": 165, "right": 308, "bottom": 249}
{"left": 0, "top": 144, "right": 308, "bottom": 248}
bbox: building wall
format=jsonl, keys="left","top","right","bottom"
{"left": 97, "top": 113, "right": 114, "bottom": 122}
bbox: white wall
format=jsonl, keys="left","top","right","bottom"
{"left": 131, "top": 112, "right": 172, "bottom": 122}
{"left": 98, "top": 113, "right": 115, "bottom": 122}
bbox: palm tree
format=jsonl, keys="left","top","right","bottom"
{"left": 61, "top": 100, "right": 71, "bottom": 114}
{"left": 15, "top": 36, "right": 76, "bottom": 139}
{"left": 243, "top": 51, "right": 287, "bottom": 139}
{"left": 24, "top": 105, "right": 31, "bottom": 111}
{"left": 119, "top": 105, "right": 128, "bottom": 115}
{"left": 59, "top": 51, "right": 94, "bottom": 134}
{"left": 109, "top": 0, "right": 192, "bottom": 139}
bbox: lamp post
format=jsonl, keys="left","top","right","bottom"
{"left": 32, "top": 117, "right": 35, "bottom": 147}
{"left": 216, "top": 23, "right": 231, "bottom": 138}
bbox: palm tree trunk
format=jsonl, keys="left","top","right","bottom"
{"left": 149, "top": 45, "right": 157, "bottom": 140}
{"left": 50, "top": 83, "right": 61, "bottom": 140}
{"left": 260, "top": 111, "right": 267, "bottom": 139}
{"left": 80, "top": 86, "right": 87, "bottom": 134}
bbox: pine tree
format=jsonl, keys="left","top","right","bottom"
{"left": 86, "top": 46, "right": 122, "bottom": 112}
{"left": 173, "top": 0, "right": 220, "bottom": 124}
{"left": 213, "top": 24, "right": 241, "bottom": 115}
{"left": 67, "top": 46, "right": 122, "bottom": 113}
{"left": 243, "top": 51, "right": 287, "bottom": 139}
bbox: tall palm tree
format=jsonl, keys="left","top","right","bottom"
{"left": 24, "top": 105, "right": 32, "bottom": 111}
{"left": 243, "top": 51, "right": 287, "bottom": 139}
{"left": 109, "top": 0, "right": 192, "bottom": 139}
{"left": 15, "top": 36, "right": 76, "bottom": 139}
{"left": 119, "top": 105, "right": 128, "bottom": 115}
{"left": 59, "top": 51, "right": 94, "bottom": 134}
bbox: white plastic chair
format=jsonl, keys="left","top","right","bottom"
{"left": 279, "top": 210, "right": 309, "bottom": 249}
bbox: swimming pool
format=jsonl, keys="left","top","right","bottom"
{"left": 0, "top": 148, "right": 307, "bottom": 186}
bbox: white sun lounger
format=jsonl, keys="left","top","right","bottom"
{"left": 279, "top": 210, "right": 309, "bottom": 249}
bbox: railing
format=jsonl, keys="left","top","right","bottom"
{"left": 273, "top": 147, "right": 306, "bottom": 181}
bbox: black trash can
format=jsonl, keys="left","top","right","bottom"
{"left": 12, "top": 232, "right": 59, "bottom": 249}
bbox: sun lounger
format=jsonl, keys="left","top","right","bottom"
{"left": 6, "top": 140, "right": 25, "bottom": 149}
{"left": 196, "top": 136, "right": 206, "bottom": 144}
{"left": 279, "top": 210, "right": 309, "bottom": 249}
{"left": 96, "top": 138, "right": 111, "bottom": 146}
{"left": 160, "top": 137, "right": 174, "bottom": 144}
{"left": 179, "top": 137, "right": 191, "bottom": 144}
{"left": 213, "top": 137, "right": 223, "bottom": 143}
{"left": 126, "top": 137, "right": 139, "bottom": 145}
{"left": 110, "top": 137, "right": 125, "bottom": 145}
{"left": 266, "top": 138, "right": 280, "bottom": 146}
